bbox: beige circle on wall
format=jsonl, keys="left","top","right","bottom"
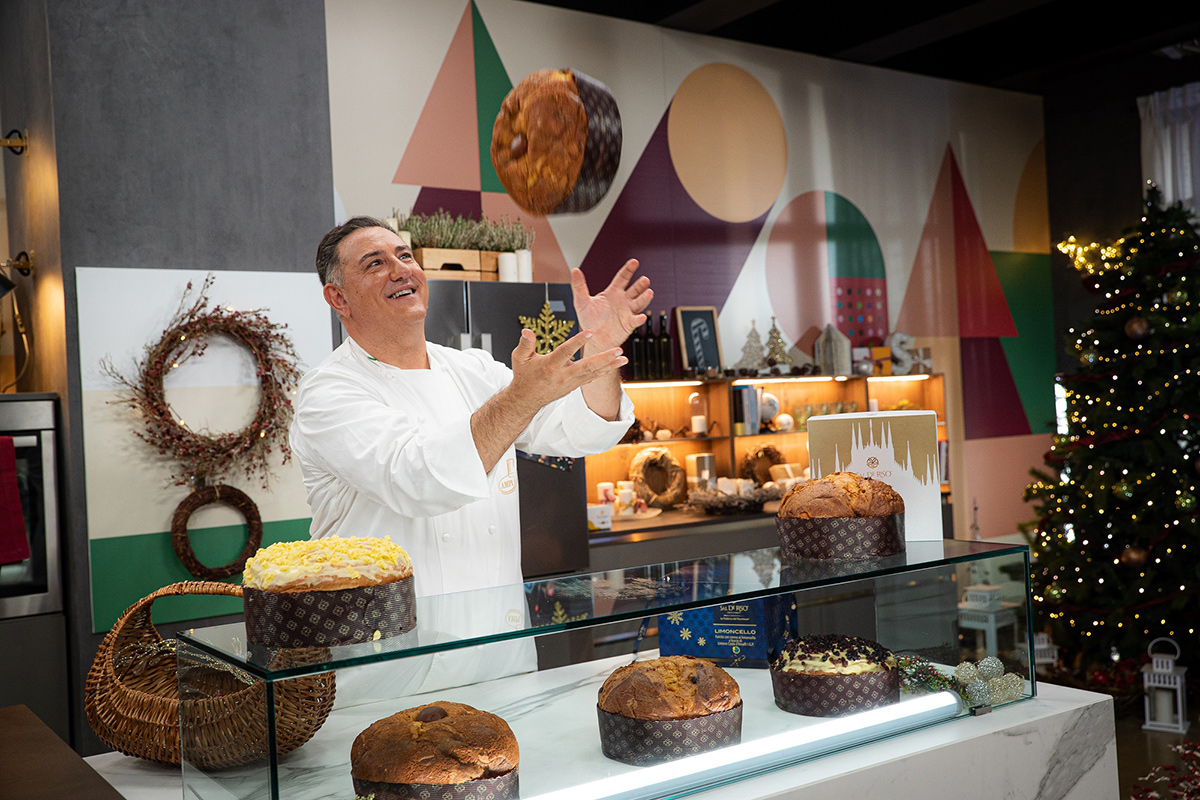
{"left": 667, "top": 63, "right": 788, "bottom": 223}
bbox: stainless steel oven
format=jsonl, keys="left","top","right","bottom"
{"left": 0, "top": 393, "right": 62, "bottom": 617}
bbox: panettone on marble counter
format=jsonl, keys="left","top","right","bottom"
{"left": 770, "top": 634, "right": 899, "bottom": 717}
{"left": 596, "top": 655, "right": 742, "bottom": 765}
{"left": 351, "top": 702, "right": 519, "bottom": 800}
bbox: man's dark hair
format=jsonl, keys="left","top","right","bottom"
{"left": 315, "top": 216, "right": 392, "bottom": 286}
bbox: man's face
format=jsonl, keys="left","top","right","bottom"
{"left": 324, "top": 226, "right": 428, "bottom": 336}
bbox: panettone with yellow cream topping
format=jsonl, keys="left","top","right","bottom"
{"left": 242, "top": 537, "right": 416, "bottom": 648}
{"left": 242, "top": 537, "right": 412, "bottom": 592}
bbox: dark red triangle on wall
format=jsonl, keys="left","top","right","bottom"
{"left": 578, "top": 110, "right": 767, "bottom": 313}
{"left": 960, "top": 337, "right": 1032, "bottom": 439}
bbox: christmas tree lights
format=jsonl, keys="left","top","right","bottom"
{"left": 1025, "top": 185, "right": 1200, "bottom": 668}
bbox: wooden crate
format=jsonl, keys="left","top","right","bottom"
{"left": 423, "top": 270, "right": 498, "bottom": 282}
{"left": 479, "top": 250, "right": 502, "bottom": 273}
{"left": 413, "top": 248, "right": 482, "bottom": 274}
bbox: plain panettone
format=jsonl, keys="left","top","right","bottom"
{"left": 350, "top": 702, "right": 518, "bottom": 787}
{"left": 597, "top": 655, "right": 741, "bottom": 721}
{"left": 491, "top": 69, "right": 588, "bottom": 215}
{"left": 777, "top": 471, "right": 904, "bottom": 519}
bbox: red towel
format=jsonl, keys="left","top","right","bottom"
{"left": 0, "top": 436, "right": 30, "bottom": 565}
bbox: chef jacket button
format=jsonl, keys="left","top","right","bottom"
{"left": 417, "top": 415, "right": 426, "bottom": 423}
{"left": 488, "top": 525, "right": 497, "bottom": 535}
{"left": 441, "top": 532, "right": 451, "bottom": 541}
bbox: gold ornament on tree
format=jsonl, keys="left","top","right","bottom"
{"left": 518, "top": 300, "right": 575, "bottom": 354}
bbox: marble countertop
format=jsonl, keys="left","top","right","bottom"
{"left": 86, "top": 653, "right": 1119, "bottom": 800}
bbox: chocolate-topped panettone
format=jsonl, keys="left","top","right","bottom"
{"left": 775, "top": 472, "right": 906, "bottom": 560}
{"left": 770, "top": 634, "right": 899, "bottom": 717}
{"left": 351, "top": 702, "right": 519, "bottom": 799}
{"left": 596, "top": 656, "right": 742, "bottom": 765}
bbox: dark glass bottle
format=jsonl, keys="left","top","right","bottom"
{"left": 643, "top": 317, "right": 658, "bottom": 379}
{"left": 631, "top": 320, "right": 646, "bottom": 380}
{"left": 657, "top": 310, "right": 672, "bottom": 380}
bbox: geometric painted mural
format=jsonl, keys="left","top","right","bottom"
{"left": 765, "top": 191, "right": 889, "bottom": 350}
{"left": 392, "top": 2, "right": 571, "bottom": 281}
{"left": 896, "top": 146, "right": 1031, "bottom": 439}
{"left": 580, "top": 63, "right": 786, "bottom": 313}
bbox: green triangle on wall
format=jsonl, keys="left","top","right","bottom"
{"left": 472, "top": 1, "right": 512, "bottom": 195}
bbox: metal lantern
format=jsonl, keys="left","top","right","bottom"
{"left": 1142, "top": 637, "right": 1189, "bottom": 733}
{"left": 1033, "top": 632, "right": 1060, "bottom": 670}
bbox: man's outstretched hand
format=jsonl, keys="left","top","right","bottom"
{"left": 571, "top": 260, "right": 653, "bottom": 354}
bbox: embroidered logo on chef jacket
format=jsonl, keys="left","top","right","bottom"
{"left": 499, "top": 457, "right": 517, "bottom": 494}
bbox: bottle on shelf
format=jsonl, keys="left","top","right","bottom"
{"left": 657, "top": 310, "right": 673, "bottom": 379}
{"left": 630, "top": 320, "right": 646, "bottom": 380}
{"left": 642, "top": 317, "right": 658, "bottom": 379}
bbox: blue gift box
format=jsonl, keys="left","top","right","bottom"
{"left": 658, "top": 595, "right": 797, "bottom": 668}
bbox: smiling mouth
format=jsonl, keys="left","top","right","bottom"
{"left": 388, "top": 288, "right": 415, "bottom": 299}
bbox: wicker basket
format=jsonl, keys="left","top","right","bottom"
{"left": 84, "top": 581, "right": 336, "bottom": 769}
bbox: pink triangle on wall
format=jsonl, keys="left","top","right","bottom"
{"left": 393, "top": 4, "right": 481, "bottom": 191}
{"left": 949, "top": 152, "right": 1018, "bottom": 338}
{"left": 895, "top": 148, "right": 959, "bottom": 337}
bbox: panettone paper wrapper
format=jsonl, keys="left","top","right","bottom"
{"left": 775, "top": 514, "right": 905, "bottom": 561}
{"left": 597, "top": 704, "right": 742, "bottom": 766}
{"left": 244, "top": 575, "right": 415, "bottom": 648}
{"left": 555, "top": 70, "right": 621, "bottom": 214}
{"left": 352, "top": 769, "right": 518, "bottom": 800}
{"left": 770, "top": 666, "right": 899, "bottom": 717}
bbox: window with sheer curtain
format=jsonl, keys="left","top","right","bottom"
{"left": 1139, "top": 82, "right": 1200, "bottom": 210}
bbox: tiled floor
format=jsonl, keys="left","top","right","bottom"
{"left": 1115, "top": 713, "right": 1191, "bottom": 798}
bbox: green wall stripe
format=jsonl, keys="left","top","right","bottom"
{"left": 472, "top": 0, "right": 511, "bottom": 194}
{"left": 992, "top": 251, "right": 1056, "bottom": 433}
{"left": 89, "top": 518, "right": 311, "bottom": 633}
{"left": 825, "top": 192, "right": 886, "bottom": 279}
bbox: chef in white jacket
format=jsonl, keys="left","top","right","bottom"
{"left": 290, "top": 216, "right": 648, "bottom": 692}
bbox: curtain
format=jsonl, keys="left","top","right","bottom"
{"left": 1138, "top": 82, "right": 1200, "bottom": 210}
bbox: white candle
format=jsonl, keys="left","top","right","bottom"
{"left": 515, "top": 248, "right": 533, "bottom": 282}
{"left": 596, "top": 482, "right": 615, "bottom": 503}
{"left": 498, "top": 252, "right": 518, "bottom": 282}
{"left": 691, "top": 415, "right": 708, "bottom": 435}
{"left": 1154, "top": 687, "right": 1176, "bottom": 724}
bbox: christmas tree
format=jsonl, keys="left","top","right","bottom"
{"left": 735, "top": 320, "right": 766, "bottom": 373}
{"left": 1025, "top": 185, "right": 1200, "bottom": 670}
{"left": 764, "top": 316, "right": 794, "bottom": 366}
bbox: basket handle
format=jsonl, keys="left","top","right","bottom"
{"left": 108, "top": 580, "right": 244, "bottom": 643}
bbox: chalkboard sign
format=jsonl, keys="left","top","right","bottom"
{"left": 674, "top": 306, "right": 722, "bottom": 372}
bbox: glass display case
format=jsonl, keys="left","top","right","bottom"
{"left": 176, "top": 539, "right": 1034, "bottom": 800}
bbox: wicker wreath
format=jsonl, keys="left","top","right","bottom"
{"left": 739, "top": 444, "right": 786, "bottom": 485}
{"left": 628, "top": 446, "right": 687, "bottom": 509}
{"left": 102, "top": 275, "right": 301, "bottom": 578}
{"left": 171, "top": 485, "right": 263, "bottom": 580}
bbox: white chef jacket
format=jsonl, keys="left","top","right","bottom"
{"left": 289, "top": 336, "right": 633, "bottom": 694}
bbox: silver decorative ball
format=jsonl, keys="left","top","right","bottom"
{"left": 954, "top": 661, "right": 979, "bottom": 685}
{"left": 977, "top": 656, "right": 1004, "bottom": 681}
{"left": 965, "top": 679, "right": 993, "bottom": 708}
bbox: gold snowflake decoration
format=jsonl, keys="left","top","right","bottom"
{"left": 697, "top": 637, "right": 707, "bottom": 646}
{"left": 550, "top": 601, "right": 587, "bottom": 624}
{"left": 666, "top": 611, "right": 684, "bottom": 624}
{"left": 680, "top": 628, "right": 692, "bottom": 641}
{"left": 518, "top": 301, "right": 575, "bottom": 354}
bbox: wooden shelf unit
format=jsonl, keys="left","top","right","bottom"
{"left": 585, "top": 374, "right": 948, "bottom": 504}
